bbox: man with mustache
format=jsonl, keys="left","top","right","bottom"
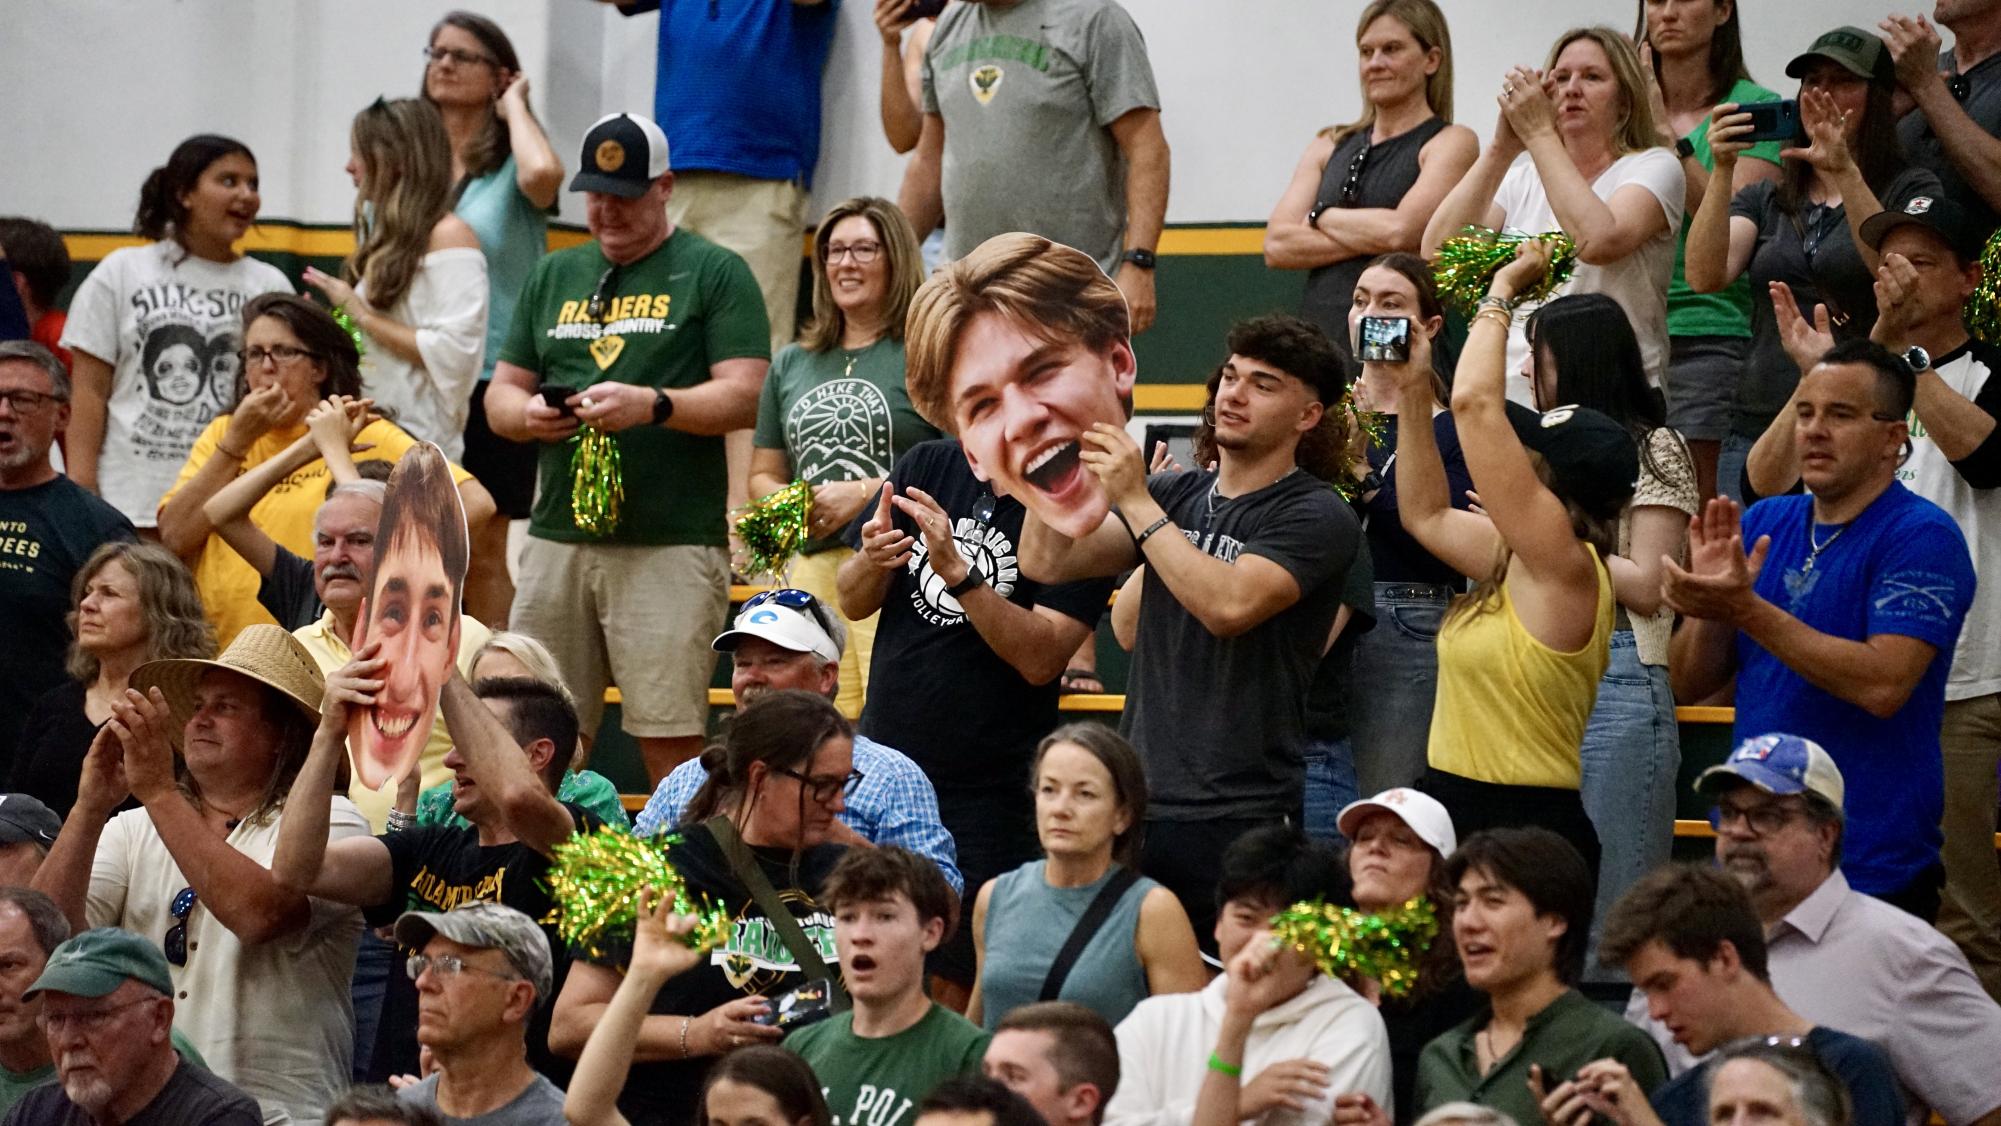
{"left": 5, "top": 928, "right": 259, "bottom": 1125}
{"left": 1644, "top": 733, "right": 2001, "bottom": 1126}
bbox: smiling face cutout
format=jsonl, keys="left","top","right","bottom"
{"left": 348, "top": 443, "right": 467, "bottom": 792}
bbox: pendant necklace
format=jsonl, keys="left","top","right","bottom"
{"left": 1801, "top": 513, "right": 1849, "bottom": 578}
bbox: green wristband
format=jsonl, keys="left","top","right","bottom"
{"left": 1207, "top": 1053, "right": 1243, "bottom": 1077}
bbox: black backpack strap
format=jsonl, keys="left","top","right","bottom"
{"left": 1038, "top": 868, "right": 1143, "bottom": 1002}
{"left": 702, "top": 816, "right": 849, "bottom": 1011}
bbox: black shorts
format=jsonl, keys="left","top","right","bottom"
{"left": 462, "top": 380, "right": 539, "bottom": 520}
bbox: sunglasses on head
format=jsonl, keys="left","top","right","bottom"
{"left": 743, "top": 588, "right": 840, "bottom": 642}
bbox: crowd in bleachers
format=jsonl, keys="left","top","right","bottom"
{"left": 1, "top": 0, "right": 2000, "bottom": 1124}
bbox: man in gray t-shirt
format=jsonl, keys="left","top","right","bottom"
{"left": 897, "top": 0, "right": 1170, "bottom": 332}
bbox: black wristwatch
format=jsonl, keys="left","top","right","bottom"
{"left": 945, "top": 571, "right": 984, "bottom": 598}
{"left": 651, "top": 388, "right": 675, "bottom": 426}
{"left": 1121, "top": 248, "right": 1157, "bottom": 270}
{"left": 1675, "top": 136, "right": 1697, "bottom": 160}
{"left": 1307, "top": 201, "right": 1333, "bottom": 228}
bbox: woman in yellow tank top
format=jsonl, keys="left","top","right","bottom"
{"left": 1380, "top": 242, "right": 1638, "bottom": 880}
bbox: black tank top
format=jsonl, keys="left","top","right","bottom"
{"left": 1298, "top": 116, "right": 1448, "bottom": 347}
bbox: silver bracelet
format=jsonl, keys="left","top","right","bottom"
{"left": 385, "top": 809, "right": 415, "bottom": 832}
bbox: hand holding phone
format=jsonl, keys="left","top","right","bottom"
{"left": 750, "top": 978, "right": 834, "bottom": 1031}
{"left": 1358, "top": 317, "right": 1412, "bottom": 364}
{"left": 536, "top": 382, "right": 578, "bottom": 419}
{"left": 1740, "top": 99, "right": 1802, "bottom": 144}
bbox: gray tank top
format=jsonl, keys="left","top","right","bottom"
{"left": 1299, "top": 117, "right": 1448, "bottom": 345}
{"left": 978, "top": 860, "right": 1157, "bottom": 1029}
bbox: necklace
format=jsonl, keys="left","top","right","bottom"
{"left": 1801, "top": 514, "right": 1850, "bottom": 578}
{"left": 840, "top": 338, "right": 877, "bottom": 378}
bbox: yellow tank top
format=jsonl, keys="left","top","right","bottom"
{"left": 1426, "top": 544, "right": 1614, "bottom": 789}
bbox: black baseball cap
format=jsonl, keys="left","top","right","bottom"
{"left": 569, "top": 113, "right": 671, "bottom": 199}
{"left": 1860, "top": 195, "right": 1988, "bottom": 264}
{"left": 0, "top": 794, "right": 60, "bottom": 849}
{"left": 1509, "top": 404, "right": 1639, "bottom": 518}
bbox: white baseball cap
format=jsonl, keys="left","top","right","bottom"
{"left": 711, "top": 592, "right": 842, "bottom": 665}
{"left": 1336, "top": 788, "right": 1458, "bottom": 857}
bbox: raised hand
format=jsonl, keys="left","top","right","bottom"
{"left": 1705, "top": 103, "right": 1756, "bottom": 168}
{"left": 628, "top": 888, "right": 705, "bottom": 987}
{"left": 76, "top": 725, "right": 132, "bottom": 816}
{"left": 1491, "top": 238, "right": 1555, "bottom": 302}
{"left": 324, "top": 637, "right": 386, "bottom": 733}
{"left": 1076, "top": 422, "right": 1148, "bottom": 508}
{"left": 1661, "top": 497, "right": 1769, "bottom": 623}
{"left": 859, "top": 486, "right": 916, "bottom": 572}
{"left": 891, "top": 486, "right": 973, "bottom": 587}
{"left": 1872, "top": 253, "right": 1925, "bottom": 343}
{"left": 1498, "top": 65, "right": 1558, "bottom": 145}
{"left": 873, "top": 0, "right": 920, "bottom": 45}
{"left": 1782, "top": 88, "right": 1856, "bottom": 177}
{"left": 224, "top": 383, "right": 294, "bottom": 449}
{"left": 1770, "top": 281, "right": 1835, "bottom": 376}
{"left": 1879, "top": 14, "right": 1946, "bottom": 97}
{"left": 107, "top": 687, "right": 179, "bottom": 805}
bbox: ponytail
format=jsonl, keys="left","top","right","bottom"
{"left": 134, "top": 134, "right": 257, "bottom": 246}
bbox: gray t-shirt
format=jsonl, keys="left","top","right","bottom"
{"left": 399, "top": 1072, "right": 568, "bottom": 1125}
{"left": 1897, "top": 47, "right": 2001, "bottom": 236}
{"left": 923, "top": 0, "right": 1160, "bottom": 271}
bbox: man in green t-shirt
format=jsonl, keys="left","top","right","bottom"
{"left": 786, "top": 848, "right": 988, "bottom": 1126}
{"left": 0, "top": 888, "right": 67, "bottom": 1113}
{"left": 487, "top": 112, "right": 771, "bottom": 783}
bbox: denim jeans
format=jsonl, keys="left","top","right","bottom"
{"left": 1579, "top": 631, "right": 1680, "bottom": 982}
{"left": 1303, "top": 737, "right": 1360, "bottom": 847}
{"left": 1717, "top": 431, "right": 1756, "bottom": 503}
{"left": 1348, "top": 584, "right": 1452, "bottom": 797}
{"left": 349, "top": 930, "right": 396, "bottom": 1079}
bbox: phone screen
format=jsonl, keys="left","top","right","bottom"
{"left": 1358, "top": 317, "right": 1412, "bottom": 363}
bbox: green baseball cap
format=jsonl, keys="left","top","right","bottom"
{"left": 25, "top": 928, "right": 173, "bottom": 1000}
{"left": 1785, "top": 27, "right": 1891, "bottom": 81}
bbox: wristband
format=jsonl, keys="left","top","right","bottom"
{"left": 1476, "top": 293, "right": 1517, "bottom": 312}
{"left": 946, "top": 572, "right": 984, "bottom": 598}
{"left": 678, "top": 1016, "right": 692, "bottom": 1059}
{"left": 1133, "top": 515, "right": 1172, "bottom": 547}
{"left": 1207, "top": 1053, "right": 1243, "bottom": 1077}
{"left": 385, "top": 809, "right": 415, "bottom": 832}
{"left": 216, "top": 443, "right": 249, "bottom": 461}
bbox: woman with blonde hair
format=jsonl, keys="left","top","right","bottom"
{"left": 1265, "top": 0, "right": 1477, "bottom": 342}
{"left": 1424, "top": 26, "right": 1684, "bottom": 402}
{"left": 306, "top": 97, "right": 487, "bottom": 463}
{"left": 748, "top": 197, "right": 940, "bottom": 715}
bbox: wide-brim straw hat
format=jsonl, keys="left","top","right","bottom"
{"left": 130, "top": 624, "right": 325, "bottom": 746}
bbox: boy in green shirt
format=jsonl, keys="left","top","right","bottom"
{"left": 787, "top": 847, "right": 988, "bottom": 1126}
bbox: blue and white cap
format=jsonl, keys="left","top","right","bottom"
{"left": 1695, "top": 733, "right": 1845, "bottom": 810}
{"left": 712, "top": 594, "right": 843, "bottom": 665}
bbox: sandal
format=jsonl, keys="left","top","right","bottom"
{"left": 1060, "top": 668, "right": 1105, "bottom": 695}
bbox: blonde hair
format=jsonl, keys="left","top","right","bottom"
{"left": 345, "top": 98, "right": 456, "bottom": 311}
{"left": 1325, "top": 0, "right": 1456, "bottom": 148}
{"left": 472, "top": 631, "right": 575, "bottom": 708}
{"left": 1545, "top": 27, "right": 1666, "bottom": 157}
{"left": 800, "top": 198, "right": 926, "bottom": 354}
{"left": 65, "top": 542, "right": 216, "bottom": 683}
{"left": 904, "top": 232, "right": 1131, "bottom": 433}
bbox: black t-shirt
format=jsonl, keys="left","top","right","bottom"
{"left": 11, "top": 681, "right": 135, "bottom": 820}
{"left": 1359, "top": 413, "right": 1476, "bottom": 589}
{"left": 845, "top": 439, "right": 1115, "bottom": 795}
{"left": 1299, "top": 117, "right": 1449, "bottom": 343}
{"left": 1302, "top": 546, "right": 1376, "bottom": 742}
{"left": 1898, "top": 48, "right": 2001, "bottom": 237}
{"left": 0, "top": 476, "right": 135, "bottom": 770}
{"left": 595, "top": 821, "right": 846, "bottom": 1126}
{"left": 1122, "top": 468, "right": 1358, "bottom": 819}
{"left": 365, "top": 803, "right": 601, "bottom": 1085}
{"left": 2, "top": 1058, "right": 261, "bottom": 1126}
{"left": 255, "top": 544, "right": 324, "bottom": 631}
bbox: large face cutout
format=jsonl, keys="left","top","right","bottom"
{"left": 349, "top": 443, "right": 467, "bottom": 792}
{"left": 951, "top": 309, "right": 1136, "bottom": 540}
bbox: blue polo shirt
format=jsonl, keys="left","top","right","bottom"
{"left": 624, "top": 0, "right": 840, "bottom": 186}
{"left": 1735, "top": 483, "right": 1975, "bottom": 894}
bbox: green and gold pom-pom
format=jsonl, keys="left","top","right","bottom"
{"left": 1332, "top": 391, "right": 1389, "bottom": 502}
{"left": 735, "top": 479, "right": 813, "bottom": 581}
{"left": 1432, "top": 227, "right": 1579, "bottom": 315}
{"left": 331, "top": 306, "right": 368, "bottom": 358}
{"left": 1965, "top": 227, "right": 2001, "bottom": 344}
{"left": 1269, "top": 896, "right": 1439, "bottom": 999}
{"left": 570, "top": 428, "right": 624, "bottom": 536}
{"left": 542, "top": 827, "right": 732, "bottom": 959}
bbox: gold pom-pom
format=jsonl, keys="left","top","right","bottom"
{"left": 734, "top": 479, "right": 814, "bottom": 581}
{"left": 1269, "top": 896, "right": 1439, "bottom": 999}
{"left": 1432, "top": 227, "right": 1579, "bottom": 315}
{"left": 542, "top": 827, "right": 731, "bottom": 959}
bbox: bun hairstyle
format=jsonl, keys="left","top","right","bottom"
{"left": 681, "top": 690, "right": 852, "bottom": 828}
{"left": 135, "top": 134, "right": 257, "bottom": 246}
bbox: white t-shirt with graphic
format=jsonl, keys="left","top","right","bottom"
{"left": 60, "top": 241, "right": 292, "bottom": 526}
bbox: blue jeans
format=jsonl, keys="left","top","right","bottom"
{"left": 1348, "top": 585, "right": 1452, "bottom": 797}
{"left": 1303, "top": 737, "right": 1360, "bottom": 847}
{"left": 349, "top": 930, "right": 396, "bottom": 1079}
{"left": 1579, "top": 631, "right": 1680, "bottom": 981}
{"left": 1717, "top": 431, "right": 1755, "bottom": 503}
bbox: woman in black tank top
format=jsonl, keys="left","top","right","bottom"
{"left": 1264, "top": 0, "right": 1477, "bottom": 345}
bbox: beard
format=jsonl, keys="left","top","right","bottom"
{"left": 59, "top": 1067, "right": 114, "bottom": 1112}
{"left": 1719, "top": 845, "right": 1773, "bottom": 895}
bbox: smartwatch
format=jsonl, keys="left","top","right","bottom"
{"left": 1902, "top": 346, "right": 1932, "bottom": 374}
{"left": 651, "top": 388, "right": 676, "bottom": 426}
{"left": 945, "top": 572, "right": 984, "bottom": 598}
{"left": 1675, "top": 136, "right": 1697, "bottom": 160}
{"left": 1121, "top": 248, "right": 1157, "bottom": 270}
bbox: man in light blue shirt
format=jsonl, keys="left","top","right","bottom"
{"left": 635, "top": 589, "right": 963, "bottom": 893}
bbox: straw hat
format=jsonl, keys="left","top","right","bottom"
{"left": 130, "top": 624, "right": 325, "bottom": 744}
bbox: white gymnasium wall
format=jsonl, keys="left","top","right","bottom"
{"left": 0, "top": 0, "right": 1930, "bottom": 232}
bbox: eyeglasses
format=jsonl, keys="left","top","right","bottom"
{"left": 406, "top": 953, "right": 521, "bottom": 983}
{"left": 36, "top": 997, "right": 156, "bottom": 1037}
{"left": 742, "top": 588, "right": 842, "bottom": 644}
{"left": 424, "top": 45, "right": 496, "bottom": 68}
{"left": 0, "top": 389, "right": 64, "bottom": 413}
{"left": 826, "top": 240, "right": 883, "bottom": 265}
{"left": 1339, "top": 142, "right": 1374, "bottom": 207}
{"left": 242, "top": 345, "right": 316, "bottom": 368}
{"left": 164, "top": 886, "right": 197, "bottom": 966}
{"left": 777, "top": 766, "right": 867, "bottom": 803}
{"left": 1708, "top": 800, "right": 1806, "bottom": 836}
{"left": 586, "top": 265, "right": 621, "bottom": 322}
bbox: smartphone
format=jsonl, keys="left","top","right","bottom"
{"left": 1740, "top": 99, "right": 1802, "bottom": 144}
{"left": 751, "top": 978, "right": 834, "bottom": 1031}
{"left": 1358, "top": 316, "right": 1412, "bottom": 364}
{"left": 536, "top": 382, "right": 578, "bottom": 419}
{"left": 907, "top": 0, "right": 947, "bottom": 18}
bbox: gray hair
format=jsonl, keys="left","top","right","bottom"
{"left": 472, "top": 630, "right": 576, "bottom": 708}
{"left": 1711, "top": 1040, "right": 1852, "bottom": 1126}
{"left": 0, "top": 340, "right": 69, "bottom": 400}
{"left": 325, "top": 479, "right": 387, "bottom": 506}
{"left": 1415, "top": 1106, "right": 1518, "bottom": 1126}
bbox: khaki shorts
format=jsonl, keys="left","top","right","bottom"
{"left": 511, "top": 538, "right": 730, "bottom": 738}
{"left": 667, "top": 170, "right": 806, "bottom": 350}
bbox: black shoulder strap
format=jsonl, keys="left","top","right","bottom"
{"left": 1039, "top": 868, "right": 1143, "bottom": 1002}
{"left": 702, "top": 816, "right": 849, "bottom": 1011}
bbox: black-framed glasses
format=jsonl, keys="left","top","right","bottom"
{"left": 826, "top": 240, "right": 883, "bottom": 265}
{"left": 164, "top": 886, "right": 197, "bottom": 966}
{"left": 424, "top": 45, "right": 496, "bottom": 68}
{"left": 778, "top": 766, "right": 867, "bottom": 803}
{"left": 743, "top": 588, "right": 841, "bottom": 643}
{"left": 1339, "top": 141, "right": 1374, "bottom": 207}
{"left": 1708, "top": 800, "right": 1806, "bottom": 837}
{"left": 0, "top": 389, "right": 64, "bottom": 413}
{"left": 586, "top": 265, "right": 621, "bottom": 322}
{"left": 406, "top": 953, "right": 521, "bottom": 983}
{"left": 242, "top": 344, "right": 316, "bottom": 368}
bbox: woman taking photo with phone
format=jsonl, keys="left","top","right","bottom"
{"left": 1424, "top": 27, "right": 1683, "bottom": 401}
{"left": 1264, "top": 0, "right": 1476, "bottom": 343}
{"left": 1683, "top": 26, "right": 1934, "bottom": 500}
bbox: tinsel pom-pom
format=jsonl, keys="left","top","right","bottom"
{"left": 735, "top": 479, "right": 813, "bottom": 581}
{"left": 1333, "top": 392, "right": 1389, "bottom": 502}
{"left": 1965, "top": 227, "right": 2001, "bottom": 344}
{"left": 1431, "top": 227, "right": 1579, "bottom": 315}
{"left": 331, "top": 306, "right": 368, "bottom": 358}
{"left": 1269, "top": 895, "right": 1439, "bottom": 999}
{"left": 571, "top": 428, "right": 624, "bottom": 536}
{"left": 543, "top": 827, "right": 732, "bottom": 959}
